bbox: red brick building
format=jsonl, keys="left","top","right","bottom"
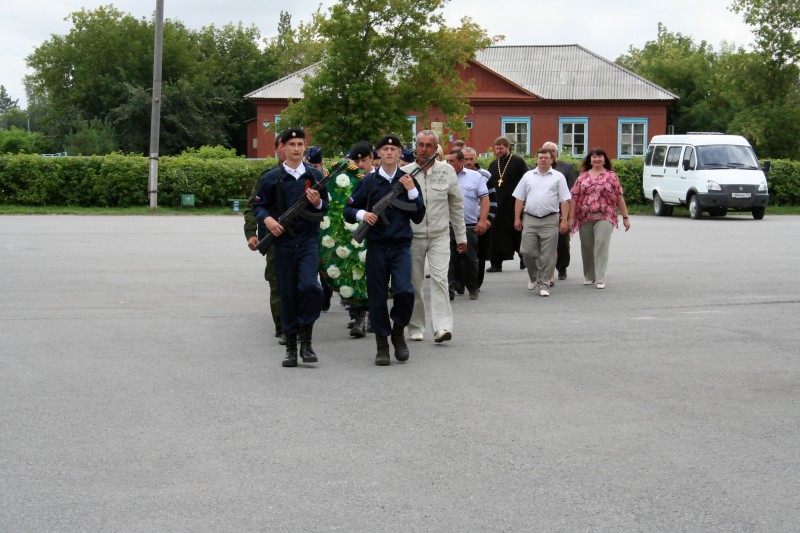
{"left": 244, "top": 45, "right": 677, "bottom": 160}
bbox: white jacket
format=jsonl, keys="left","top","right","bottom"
{"left": 402, "top": 160, "right": 467, "bottom": 243}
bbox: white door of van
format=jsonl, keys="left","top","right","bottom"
{"left": 662, "top": 146, "right": 683, "bottom": 202}
{"left": 681, "top": 146, "right": 697, "bottom": 198}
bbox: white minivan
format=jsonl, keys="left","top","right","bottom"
{"left": 642, "top": 133, "right": 770, "bottom": 219}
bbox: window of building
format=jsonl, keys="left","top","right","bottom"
{"left": 559, "top": 118, "right": 588, "bottom": 157}
{"left": 501, "top": 117, "right": 530, "bottom": 155}
{"left": 618, "top": 118, "right": 648, "bottom": 158}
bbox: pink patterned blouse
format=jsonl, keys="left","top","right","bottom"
{"left": 570, "top": 170, "right": 624, "bottom": 235}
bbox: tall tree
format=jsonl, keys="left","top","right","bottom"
{"left": 25, "top": 7, "right": 279, "bottom": 155}
{"left": 266, "top": 10, "right": 327, "bottom": 78}
{"left": 278, "top": 0, "right": 497, "bottom": 154}
{"left": 616, "top": 24, "right": 726, "bottom": 134}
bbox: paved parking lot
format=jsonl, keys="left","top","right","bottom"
{"left": 1, "top": 214, "right": 798, "bottom": 531}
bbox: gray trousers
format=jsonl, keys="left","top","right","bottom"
{"left": 520, "top": 213, "right": 559, "bottom": 290}
{"left": 578, "top": 219, "right": 613, "bottom": 284}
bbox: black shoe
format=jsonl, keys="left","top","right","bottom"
{"left": 519, "top": 258, "right": 526, "bottom": 270}
{"left": 375, "top": 336, "right": 390, "bottom": 366}
{"left": 449, "top": 291, "right": 455, "bottom": 301}
{"left": 282, "top": 335, "right": 298, "bottom": 367}
{"left": 391, "top": 324, "right": 409, "bottom": 362}
{"left": 454, "top": 284, "right": 465, "bottom": 295}
{"left": 299, "top": 324, "right": 318, "bottom": 363}
{"left": 558, "top": 271, "right": 567, "bottom": 280}
{"left": 486, "top": 265, "right": 502, "bottom": 273}
{"left": 350, "top": 308, "right": 367, "bottom": 338}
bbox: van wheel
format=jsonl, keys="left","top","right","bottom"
{"left": 752, "top": 207, "right": 766, "bottom": 220}
{"left": 653, "top": 193, "right": 672, "bottom": 216}
{"left": 711, "top": 207, "right": 727, "bottom": 217}
{"left": 688, "top": 195, "right": 702, "bottom": 219}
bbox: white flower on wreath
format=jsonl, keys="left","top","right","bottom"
{"left": 320, "top": 216, "right": 331, "bottom": 230}
{"left": 336, "top": 174, "right": 351, "bottom": 188}
{"left": 327, "top": 265, "right": 341, "bottom": 279}
{"left": 358, "top": 250, "right": 367, "bottom": 263}
{"left": 321, "top": 235, "right": 336, "bottom": 248}
{"left": 350, "top": 238, "right": 363, "bottom": 249}
{"left": 352, "top": 268, "right": 364, "bottom": 280}
{"left": 336, "top": 246, "right": 351, "bottom": 259}
{"left": 344, "top": 221, "right": 359, "bottom": 232}
{"left": 339, "top": 285, "right": 354, "bottom": 298}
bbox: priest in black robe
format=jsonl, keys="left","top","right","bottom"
{"left": 487, "top": 136, "right": 529, "bottom": 272}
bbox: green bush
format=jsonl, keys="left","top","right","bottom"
{"left": 1, "top": 152, "right": 795, "bottom": 208}
{"left": 764, "top": 159, "right": 800, "bottom": 206}
{"left": 0, "top": 127, "right": 48, "bottom": 154}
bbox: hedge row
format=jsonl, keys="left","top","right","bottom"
{"left": 1, "top": 153, "right": 798, "bottom": 207}
{"left": 0, "top": 154, "right": 276, "bottom": 207}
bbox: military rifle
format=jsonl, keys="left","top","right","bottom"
{"left": 256, "top": 160, "right": 353, "bottom": 255}
{"left": 350, "top": 153, "right": 437, "bottom": 244}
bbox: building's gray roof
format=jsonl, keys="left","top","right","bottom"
{"left": 474, "top": 45, "right": 677, "bottom": 101}
{"left": 244, "top": 64, "right": 319, "bottom": 100}
{"left": 244, "top": 44, "right": 677, "bottom": 102}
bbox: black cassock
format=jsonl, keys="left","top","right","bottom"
{"left": 487, "top": 153, "right": 529, "bottom": 263}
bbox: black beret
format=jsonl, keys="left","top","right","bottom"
{"left": 279, "top": 128, "right": 305, "bottom": 143}
{"left": 306, "top": 146, "right": 323, "bottom": 164}
{"left": 401, "top": 149, "right": 416, "bottom": 163}
{"left": 372, "top": 149, "right": 380, "bottom": 159}
{"left": 375, "top": 134, "right": 402, "bottom": 150}
{"left": 346, "top": 140, "right": 373, "bottom": 160}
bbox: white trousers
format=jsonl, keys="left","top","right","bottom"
{"left": 409, "top": 234, "right": 453, "bottom": 336}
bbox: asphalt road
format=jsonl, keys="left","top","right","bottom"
{"left": 1, "top": 213, "right": 798, "bottom": 532}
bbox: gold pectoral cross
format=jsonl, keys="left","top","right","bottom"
{"left": 498, "top": 178, "right": 503, "bottom": 187}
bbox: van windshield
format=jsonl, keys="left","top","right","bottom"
{"left": 696, "top": 145, "right": 760, "bottom": 170}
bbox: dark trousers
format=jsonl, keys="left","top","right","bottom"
{"left": 449, "top": 226, "right": 480, "bottom": 294}
{"left": 556, "top": 231, "right": 571, "bottom": 274}
{"left": 263, "top": 247, "right": 281, "bottom": 333}
{"left": 274, "top": 241, "right": 323, "bottom": 335}
{"left": 366, "top": 243, "right": 415, "bottom": 338}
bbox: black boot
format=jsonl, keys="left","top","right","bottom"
{"left": 282, "top": 334, "right": 298, "bottom": 367}
{"left": 391, "top": 324, "right": 409, "bottom": 362}
{"left": 375, "top": 335, "right": 390, "bottom": 366}
{"left": 299, "top": 324, "right": 318, "bottom": 363}
{"left": 350, "top": 308, "right": 367, "bottom": 338}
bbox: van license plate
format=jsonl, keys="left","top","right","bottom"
{"left": 731, "top": 192, "right": 751, "bottom": 198}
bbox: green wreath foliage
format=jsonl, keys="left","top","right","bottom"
{"left": 318, "top": 162, "right": 368, "bottom": 305}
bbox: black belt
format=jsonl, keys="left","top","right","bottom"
{"left": 525, "top": 212, "right": 557, "bottom": 219}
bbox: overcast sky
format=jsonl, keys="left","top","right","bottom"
{"left": 2, "top": 0, "right": 756, "bottom": 108}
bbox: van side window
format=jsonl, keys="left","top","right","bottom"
{"left": 645, "top": 145, "right": 655, "bottom": 165}
{"left": 683, "top": 146, "right": 696, "bottom": 169}
{"left": 652, "top": 146, "right": 667, "bottom": 167}
{"left": 665, "top": 146, "right": 682, "bottom": 168}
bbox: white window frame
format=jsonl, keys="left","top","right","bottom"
{"left": 558, "top": 117, "right": 588, "bottom": 158}
{"left": 501, "top": 116, "right": 531, "bottom": 155}
{"left": 617, "top": 118, "right": 648, "bottom": 158}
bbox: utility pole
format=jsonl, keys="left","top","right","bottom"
{"left": 148, "top": 0, "right": 164, "bottom": 209}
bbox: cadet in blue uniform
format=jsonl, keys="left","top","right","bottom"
{"left": 253, "top": 129, "right": 329, "bottom": 367}
{"left": 344, "top": 134, "right": 426, "bottom": 366}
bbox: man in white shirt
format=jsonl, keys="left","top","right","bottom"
{"left": 403, "top": 131, "right": 467, "bottom": 343}
{"left": 512, "top": 148, "right": 571, "bottom": 297}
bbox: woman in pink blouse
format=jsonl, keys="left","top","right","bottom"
{"left": 567, "top": 148, "right": 630, "bottom": 289}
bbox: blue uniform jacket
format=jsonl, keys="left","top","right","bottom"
{"left": 253, "top": 166, "right": 329, "bottom": 247}
{"left": 344, "top": 169, "right": 425, "bottom": 247}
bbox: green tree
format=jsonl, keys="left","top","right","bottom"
{"left": 279, "top": 0, "right": 498, "bottom": 154}
{"left": 266, "top": 10, "right": 327, "bottom": 78}
{"left": 25, "top": 7, "right": 278, "bottom": 155}
{"left": 64, "top": 118, "right": 119, "bottom": 155}
{"left": 0, "top": 126, "right": 47, "bottom": 154}
{"left": 616, "top": 24, "right": 728, "bottom": 134}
